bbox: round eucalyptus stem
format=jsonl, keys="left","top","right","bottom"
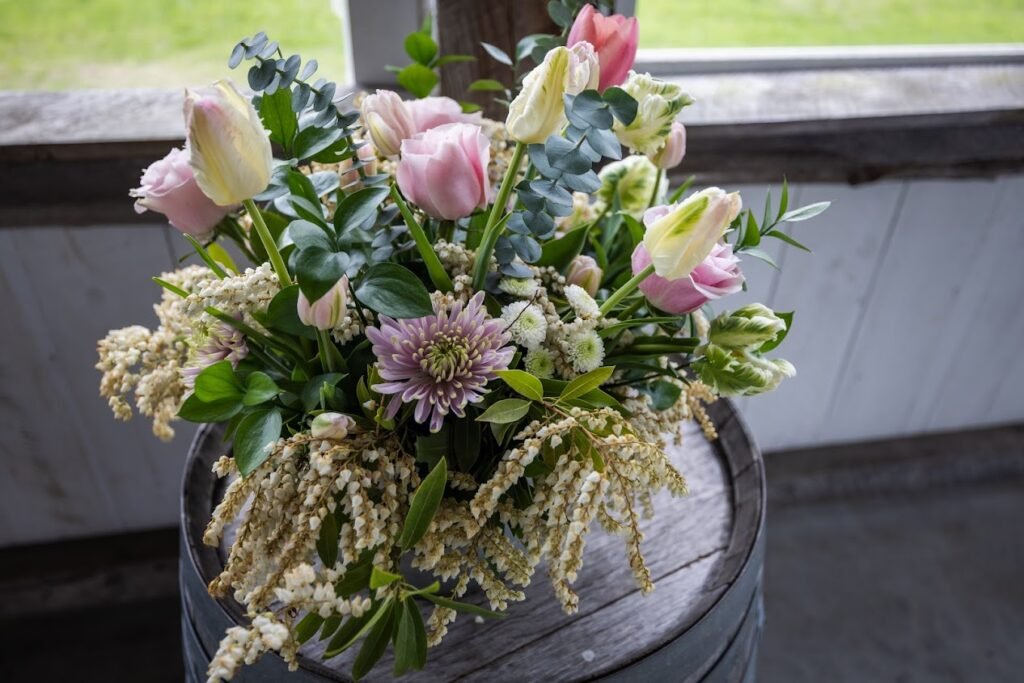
{"left": 389, "top": 184, "right": 453, "bottom": 293}
{"left": 599, "top": 263, "right": 655, "bottom": 317}
{"left": 242, "top": 198, "right": 292, "bottom": 286}
{"left": 472, "top": 141, "right": 527, "bottom": 290}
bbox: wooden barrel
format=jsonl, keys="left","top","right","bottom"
{"left": 180, "top": 400, "right": 766, "bottom": 682}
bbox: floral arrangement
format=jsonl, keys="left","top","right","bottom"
{"left": 97, "top": 2, "right": 826, "bottom": 680}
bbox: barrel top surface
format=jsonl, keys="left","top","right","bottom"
{"left": 182, "top": 400, "right": 765, "bottom": 682}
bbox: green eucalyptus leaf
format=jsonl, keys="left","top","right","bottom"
{"left": 480, "top": 41, "right": 513, "bottom": 66}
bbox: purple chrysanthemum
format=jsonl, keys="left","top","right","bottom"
{"left": 366, "top": 292, "right": 515, "bottom": 432}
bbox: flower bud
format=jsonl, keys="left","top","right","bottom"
{"left": 596, "top": 155, "right": 663, "bottom": 218}
{"left": 632, "top": 241, "right": 743, "bottom": 314}
{"left": 613, "top": 72, "right": 693, "bottom": 157}
{"left": 297, "top": 275, "right": 349, "bottom": 331}
{"left": 650, "top": 121, "right": 686, "bottom": 170}
{"left": 397, "top": 123, "right": 491, "bottom": 220}
{"left": 566, "top": 255, "right": 603, "bottom": 296}
{"left": 361, "top": 89, "right": 416, "bottom": 158}
{"left": 567, "top": 4, "right": 638, "bottom": 91}
{"left": 642, "top": 187, "right": 742, "bottom": 281}
{"left": 184, "top": 80, "right": 273, "bottom": 206}
{"left": 708, "top": 303, "right": 788, "bottom": 351}
{"left": 506, "top": 43, "right": 599, "bottom": 144}
{"left": 311, "top": 412, "right": 355, "bottom": 440}
{"left": 694, "top": 344, "right": 795, "bottom": 397}
{"left": 130, "top": 147, "right": 230, "bottom": 237}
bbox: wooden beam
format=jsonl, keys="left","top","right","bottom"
{"left": 435, "top": 0, "right": 557, "bottom": 117}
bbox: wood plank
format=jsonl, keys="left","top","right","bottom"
{"left": 920, "top": 175, "right": 1024, "bottom": 430}
{"left": 820, "top": 178, "right": 1005, "bottom": 444}
{"left": 741, "top": 181, "right": 906, "bottom": 451}
{"left": 0, "top": 225, "right": 188, "bottom": 544}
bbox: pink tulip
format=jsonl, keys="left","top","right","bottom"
{"left": 406, "top": 96, "right": 482, "bottom": 134}
{"left": 652, "top": 121, "right": 687, "bottom": 170}
{"left": 362, "top": 90, "right": 416, "bottom": 158}
{"left": 130, "top": 147, "right": 230, "bottom": 237}
{"left": 567, "top": 4, "right": 639, "bottom": 91}
{"left": 298, "top": 275, "right": 349, "bottom": 331}
{"left": 566, "top": 255, "right": 603, "bottom": 296}
{"left": 632, "top": 242, "right": 744, "bottom": 314}
{"left": 397, "top": 123, "right": 491, "bottom": 220}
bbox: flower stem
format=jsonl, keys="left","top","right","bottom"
{"left": 318, "top": 329, "right": 338, "bottom": 372}
{"left": 472, "top": 141, "right": 527, "bottom": 291}
{"left": 390, "top": 184, "right": 454, "bottom": 292}
{"left": 242, "top": 198, "right": 292, "bottom": 287}
{"left": 599, "top": 263, "right": 655, "bottom": 317}
{"left": 648, "top": 169, "right": 663, "bottom": 209}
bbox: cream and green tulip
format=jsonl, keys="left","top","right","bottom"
{"left": 693, "top": 344, "right": 795, "bottom": 396}
{"left": 505, "top": 43, "right": 599, "bottom": 144}
{"left": 643, "top": 187, "right": 742, "bottom": 281}
{"left": 708, "top": 304, "right": 788, "bottom": 351}
{"left": 612, "top": 71, "right": 693, "bottom": 156}
{"left": 595, "top": 155, "right": 664, "bottom": 219}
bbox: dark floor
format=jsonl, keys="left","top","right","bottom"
{"left": 2, "top": 434, "right": 1023, "bottom": 682}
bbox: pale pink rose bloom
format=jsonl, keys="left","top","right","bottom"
{"left": 632, "top": 241, "right": 744, "bottom": 314}
{"left": 406, "top": 96, "right": 482, "bottom": 134}
{"left": 130, "top": 147, "right": 230, "bottom": 237}
{"left": 652, "top": 121, "right": 687, "bottom": 170}
{"left": 567, "top": 4, "right": 639, "bottom": 91}
{"left": 396, "top": 123, "right": 491, "bottom": 220}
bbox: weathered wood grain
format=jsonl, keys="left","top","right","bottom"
{"left": 182, "top": 401, "right": 765, "bottom": 681}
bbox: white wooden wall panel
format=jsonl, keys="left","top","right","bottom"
{"left": 0, "top": 225, "right": 190, "bottom": 545}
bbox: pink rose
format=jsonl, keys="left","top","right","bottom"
{"left": 632, "top": 241, "right": 744, "bottom": 314}
{"left": 567, "top": 4, "right": 639, "bottom": 91}
{"left": 130, "top": 147, "right": 230, "bottom": 237}
{"left": 406, "top": 96, "right": 482, "bottom": 134}
{"left": 396, "top": 123, "right": 491, "bottom": 220}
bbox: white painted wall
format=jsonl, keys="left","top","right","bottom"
{"left": 0, "top": 175, "right": 1021, "bottom": 544}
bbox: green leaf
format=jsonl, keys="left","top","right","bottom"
{"left": 397, "top": 63, "right": 439, "bottom": 98}
{"left": 469, "top": 78, "right": 506, "bottom": 92}
{"left": 295, "top": 613, "right": 325, "bottom": 644}
{"left": 668, "top": 175, "right": 696, "bottom": 204}
{"left": 742, "top": 247, "right": 779, "bottom": 269}
{"left": 742, "top": 210, "right": 761, "bottom": 247}
{"left": 495, "top": 369, "right": 543, "bottom": 401}
{"left": 206, "top": 242, "right": 239, "bottom": 274}
{"left": 324, "top": 598, "right": 389, "bottom": 658}
{"left": 259, "top": 87, "right": 298, "bottom": 153}
{"left": 603, "top": 87, "right": 638, "bottom": 126}
{"left": 779, "top": 201, "right": 830, "bottom": 223}
{"left": 319, "top": 615, "right": 342, "bottom": 640}
{"left": 352, "top": 599, "right": 397, "bottom": 681}
{"left": 336, "top": 559, "right": 373, "bottom": 598}
{"left": 415, "top": 429, "right": 448, "bottom": 469}
{"left": 419, "top": 593, "right": 505, "bottom": 619}
{"left": 759, "top": 311, "right": 794, "bottom": 353}
{"left": 451, "top": 417, "right": 481, "bottom": 471}
{"left": 294, "top": 246, "right": 350, "bottom": 302}
{"left": 650, "top": 380, "right": 683, "bottom": 411}
{"left": 547, "top": 0, "right": 573, "bottom": 27}
{"left": 243, "top": 371, "right": 280, "bottom": 406}
{"left": 266, "top": 285, "right": 317, "bottom": 339}
{"left": 369, "top": 566, "right": 402, "bottom": 589}
{"left": 776, "top": 179, "right": 790, "bottom": 223}
{"left": 183, "top": 234, "right": 228, "bottom": 279}
{"left": 302, "top": 373, "right": 346, "bottom": 412}
{"left": 177, "top": 393, "right": 242, "bottom": 423}
{"left": 399, "top": 458, "right": 448, "bottom": 550}
{"left": 480, "top": 41, "right": 513, "bottom": 66}
{"left": 334, "top": 186, "right": 389, "bottom": 233}
{"left": 233, "top": 408, "right": 283, "bottom": 476}
{"left": 536, "top": 224, "right": 589, "bottom": 270}
{"left": 404, "top": 31, "right": 438, "bottom": 65}
{"left": 195, "top": 361, "right": 243, "bottom": 403}
{"left": 294, "top": 126, "right": 345, "bottom": 161}
{"left": 766, "top": 229, "right": 812, "bottom": 252}
{"left": 394, "top": 600, "right": 428, "bottom": 675}
{"left": 476, "top": 398, "right": 531, "bottom": 424}
{"left": 355, "top": 263, "right": 433, "bottom": 319}
{"left": 559, "top": 366, "right": 614, "bottom": 404}
{"left": 316, "top": 508, "right": 339, "bottom": 567}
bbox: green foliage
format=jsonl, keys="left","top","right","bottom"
{"left": 476, "top": 398, "right": 532, "bottom": 424}
{"left": 233, "top": 408, "right": 283, "bottom": 476}
{"left": 354, "top": 263, "right": 434, "bottom": 319}
{"left": 398, "top": 458, "right": 448, "bottom": 550}
{"left": 389, "top": 16, "right": 474, "bottom": 99}
{"left": 495, "top": 370, "right": 544, "bottom": 401}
